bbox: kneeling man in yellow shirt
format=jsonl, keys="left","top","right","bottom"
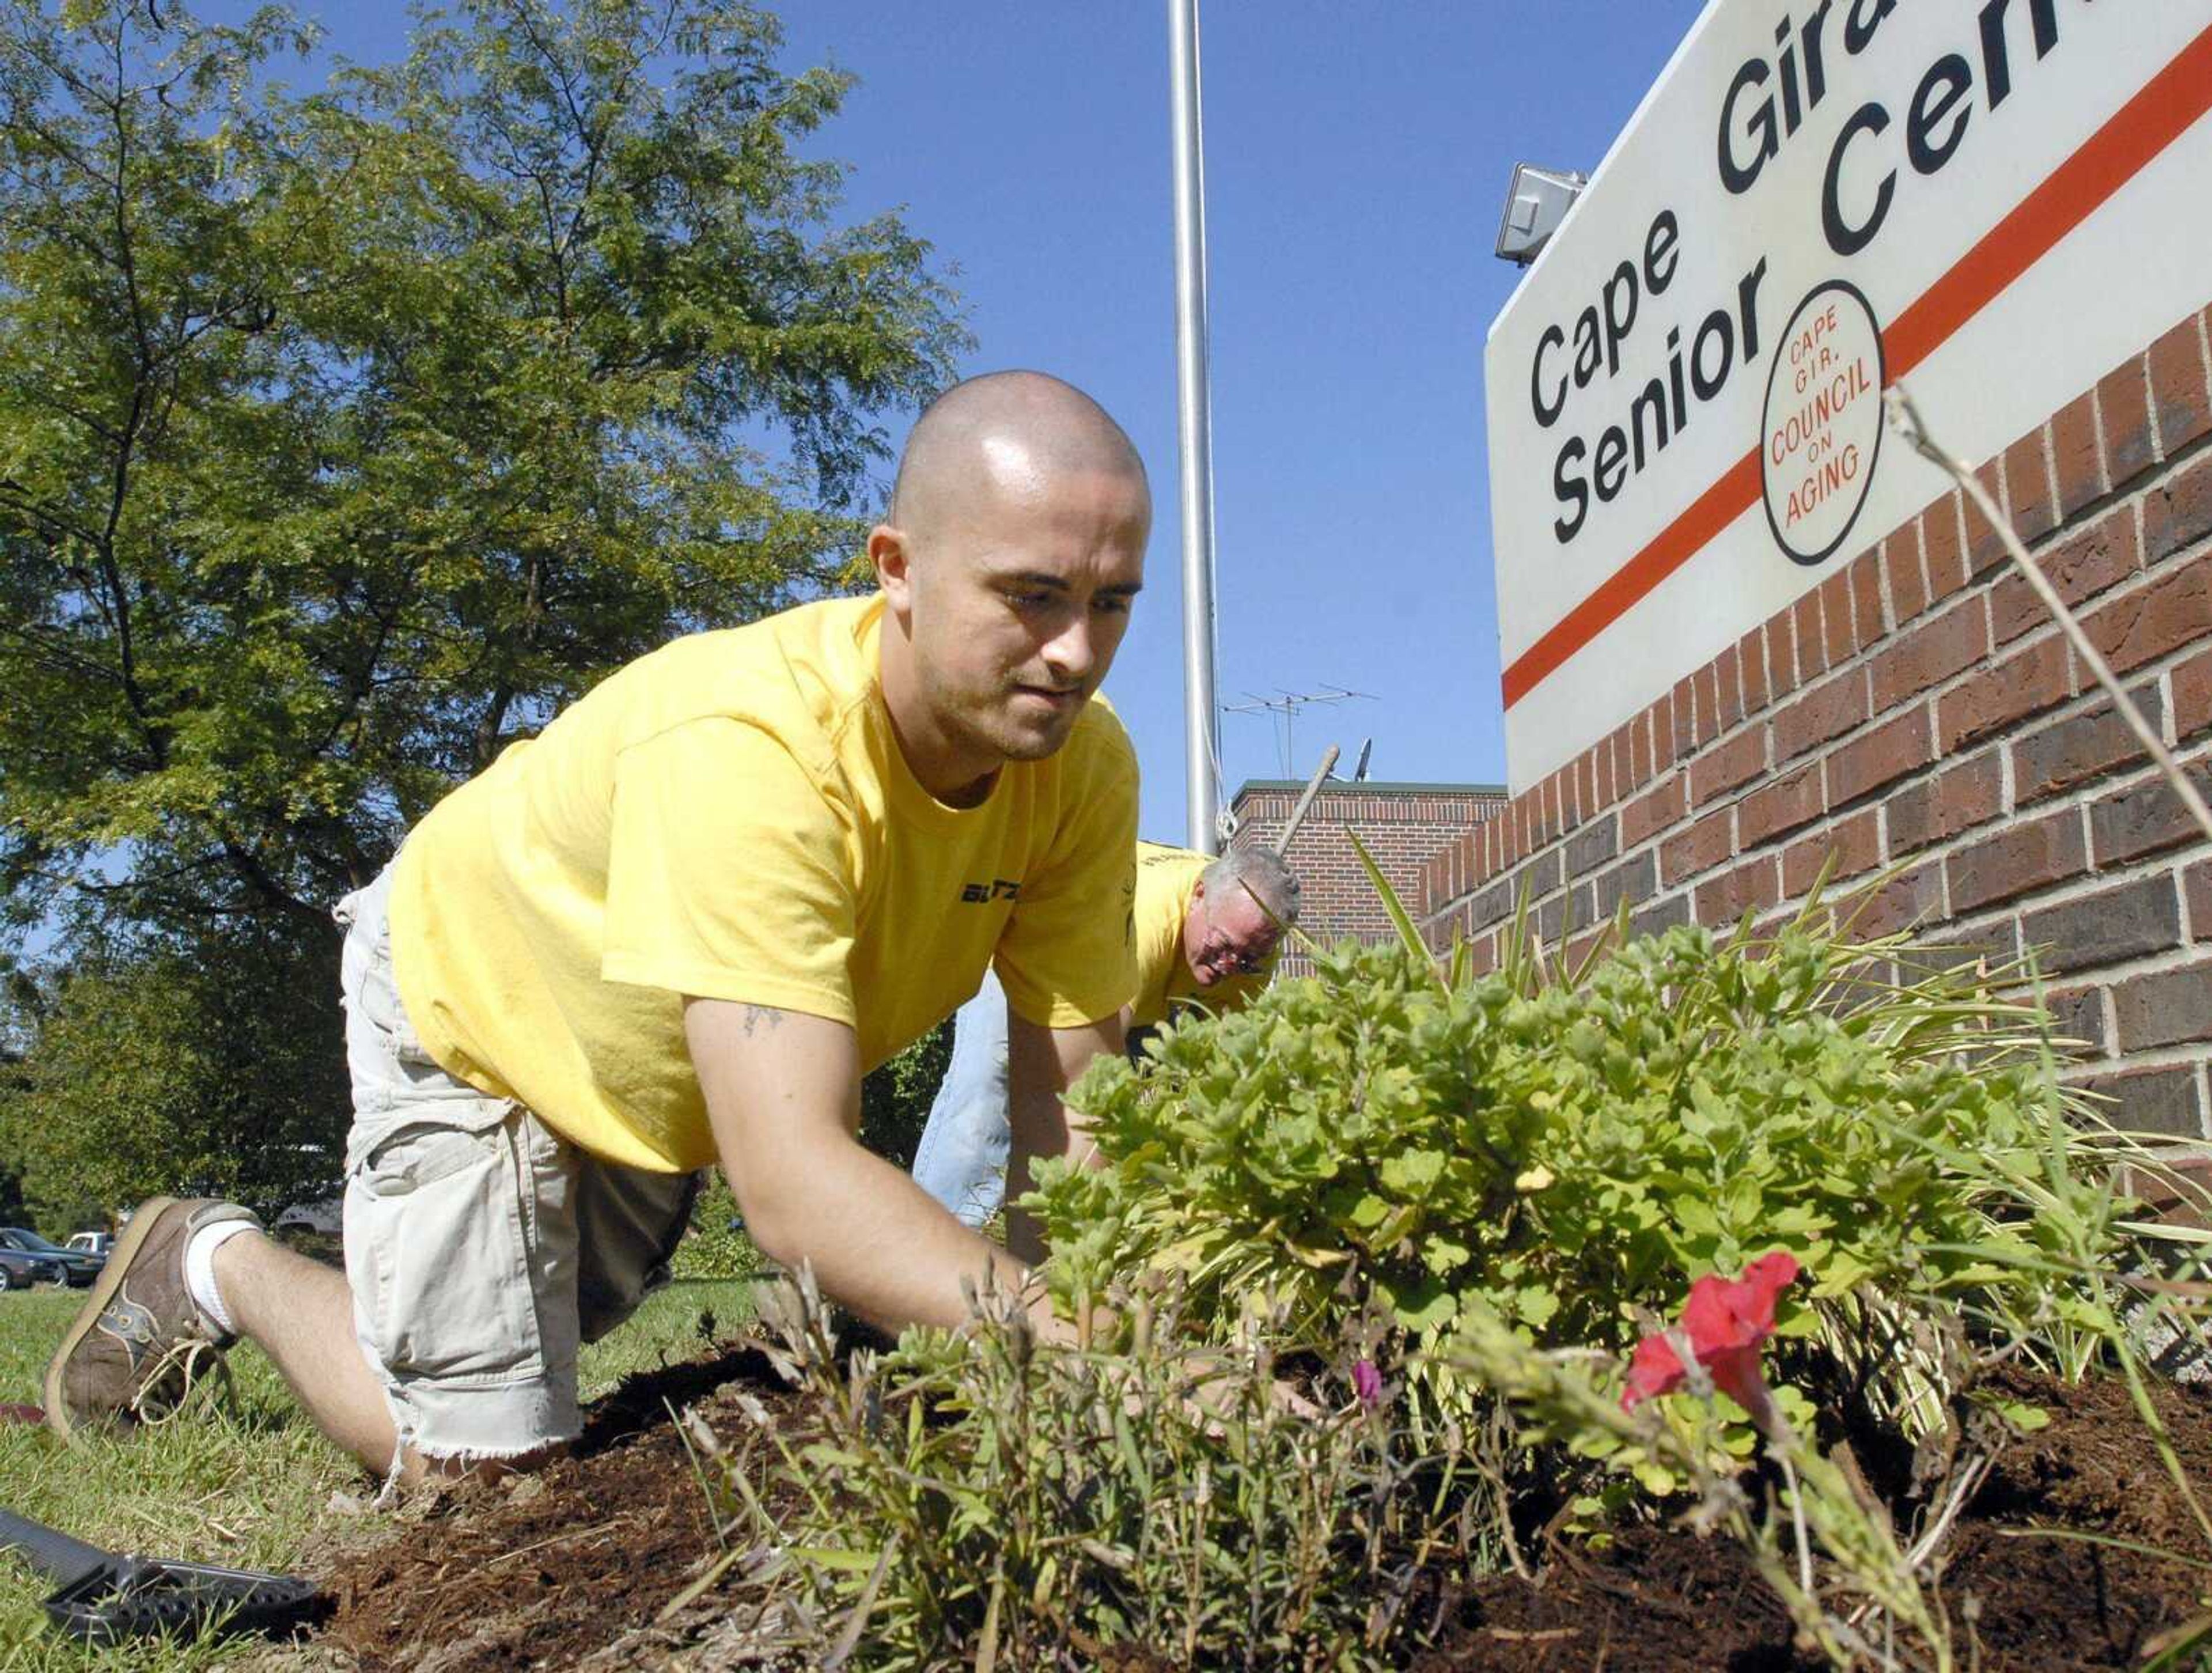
{"left": 48, "top": 372, "right": 1151, "bottom": 1487}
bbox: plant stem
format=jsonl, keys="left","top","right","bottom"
{"left": 1884, "top": 385, "right": 2212, "bottom": 847}
{"left": 1778, "top": 1450, "right": 1817, "bottom": 1599}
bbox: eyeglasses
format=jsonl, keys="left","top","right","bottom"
{"left": 1199, "top": 899, "right": 1280, "bottom": 975}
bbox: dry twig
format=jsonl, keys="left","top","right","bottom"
{"left": 1884, "top": 385, "right": 2212, "bottom": 847}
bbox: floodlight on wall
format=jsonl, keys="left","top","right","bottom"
{"left": 1494, "top": 162, "right": 1588, "bottom": 266}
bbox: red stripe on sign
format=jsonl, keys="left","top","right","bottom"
{"left": 1502, "top": 20, "right": 2212, "bottom": 713}
{"left": 1500, "top": 451, "right": 1759, "bottom": 710}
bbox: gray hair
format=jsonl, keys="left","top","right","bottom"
{"left": 1202, "top": 846, "right": 1300, "bottom": 926}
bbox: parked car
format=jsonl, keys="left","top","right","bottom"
{"left": 0, "top": 1244, "right": 51, "bottom": 1291}
{"left": 65, "top": 1231, "right": 113, "bottom": 1260}
{"left": 0, "top": 1228, "right": 103, "bottom": 1287}
{"left": 273, "top": 1196, "right": 342, "bottom": 1237}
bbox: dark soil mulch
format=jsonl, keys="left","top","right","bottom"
{"left": 1421, "top": 1365, "right": 2212, "bottom": 1672}
{"left": 310, "top": 1345, "right": 820, "bottom": 1672}
{"left": 301, "top": 1349, "right": 2212, "bottom": 1671}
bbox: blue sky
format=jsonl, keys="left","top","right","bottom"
{"left": 232, "top": 1, "right": 1700, "bottom": 846}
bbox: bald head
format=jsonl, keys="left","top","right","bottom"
{"left": 890, "top": 370, "right": 1149, "bottom": 538}
{"left": 870, "top": 370, "right": 1150, "bottom": 801}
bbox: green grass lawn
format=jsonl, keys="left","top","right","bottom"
{"left": 0, "top": 1275, "right": 759, "bottom": 1670}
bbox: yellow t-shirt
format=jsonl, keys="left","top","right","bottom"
{"left": 388, "top": 595, "right": 1140, "bottom": 1172}
{"left": 1128, "top": 841, "right": 1273, "bottom": 1028}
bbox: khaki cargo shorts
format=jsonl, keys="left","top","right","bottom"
{"left": 335, "top": 862, "right": 699, "bottom": 1470}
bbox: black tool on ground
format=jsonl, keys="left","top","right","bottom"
{"left": 0, "top": 1507, "right": 324, "bottom": 1644}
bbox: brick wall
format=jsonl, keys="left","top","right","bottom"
{"left": 1419, "top": 304, "right": 2212, "bottom": 1138}
{"left": 1229, "top": 781, "right": 1506, "bottom": 975}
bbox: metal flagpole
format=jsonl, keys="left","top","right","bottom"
{"left": 1168, "top": 0, "right": 1221, "bottom": 854}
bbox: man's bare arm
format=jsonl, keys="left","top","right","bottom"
{"left": 1003, "top": 1006, "right": 1124, "bottom": 1265}
{"left": 687, "top": 998, "right": 1038, "bottom": 1335}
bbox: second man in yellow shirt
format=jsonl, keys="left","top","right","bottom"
{"left": 912, "top": 841, "right": 1300, "bottom": 1227}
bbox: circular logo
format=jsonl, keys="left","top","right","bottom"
{"left": 1759, "top": 280, "right": 1885, "bottom": 567}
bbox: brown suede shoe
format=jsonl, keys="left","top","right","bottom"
{"left": 44, "top": 1196, "right": 262, "bottom": 1441}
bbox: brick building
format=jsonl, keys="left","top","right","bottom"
{"left": 1420, "top": 308, "right": 2212, "bottom": 1138}
{"left": 1228, "top": 781, "right": 1505, "bottom": 975}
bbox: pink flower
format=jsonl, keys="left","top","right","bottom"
{"left": 1622, "top": 1252, "right": 1802, "bottom": 1422}
{"left": 1352, "top": 1358, "right": 1382, "bottom": 1407}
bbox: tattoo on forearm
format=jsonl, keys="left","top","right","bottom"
{"left": 739, "top": 1005, "right": 785, "bottom": 1038}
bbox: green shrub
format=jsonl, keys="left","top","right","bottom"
{"left": 1028, "top": 913, "right": 2130, "bottom": 1430}
{"left": 695, "top": 902, "right": 2194, "bottom": 1669}
{"left": 672, "top": 1172, "right": 763, "bottom": 1281}
{"left": 710, "top": 1271, "right": 1478, "bottom": 1670}
{"left": 859, "top": 1017, "right": 953, "bottom": 1173}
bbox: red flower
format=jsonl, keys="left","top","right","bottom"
{"left": 1352, "top": 1359, "right": 1382, "bottom": 1407}
{"left": 1622, "top": 1252, "right": 1802, "bottom": 1421}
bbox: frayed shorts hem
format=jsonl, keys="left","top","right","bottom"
{"left": 381, "top": 1381, "right": 583, "bottom": 1462}
{"left": 370, "top": 1387, "right": 583, "bottom": 1503}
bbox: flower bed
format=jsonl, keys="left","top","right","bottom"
{"left": 306, "top": 1339, "right": 2212, "bottom": 1671}
{"left": 310, "top": 900, "right": 2212, "bottom": 1671}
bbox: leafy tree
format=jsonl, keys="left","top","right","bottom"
{"left": 0, "top": 0, "right": 964, "bottom": 1201}
{"left": 0, "top": 921, "right": 347, "bottom": 1224}
{"left": 0, "top": 0, "right": 965, "bottom": 941}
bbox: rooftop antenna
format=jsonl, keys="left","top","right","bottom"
{"left": 1223, "top": 686, "right": 1373, "bottom": 778}
{"left": 1351, "top": 737, "right": 1373, "bottom": 782}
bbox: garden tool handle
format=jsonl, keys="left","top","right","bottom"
{"left": 1273, "top": 744, "right": 1339, "bottom": 855}
{"left": 0, "top": 1508, "right": 109, "bottom": 1585}
{"left": 2, "top": 1505, "right": 325, "bottom": 1644}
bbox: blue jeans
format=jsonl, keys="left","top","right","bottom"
{"left": 911, "top": 971, "right": 1010, "bottom": 1228}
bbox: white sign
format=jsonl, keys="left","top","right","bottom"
{"left": 1487, "top": 0, "right": 2212, "bottom": 793}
